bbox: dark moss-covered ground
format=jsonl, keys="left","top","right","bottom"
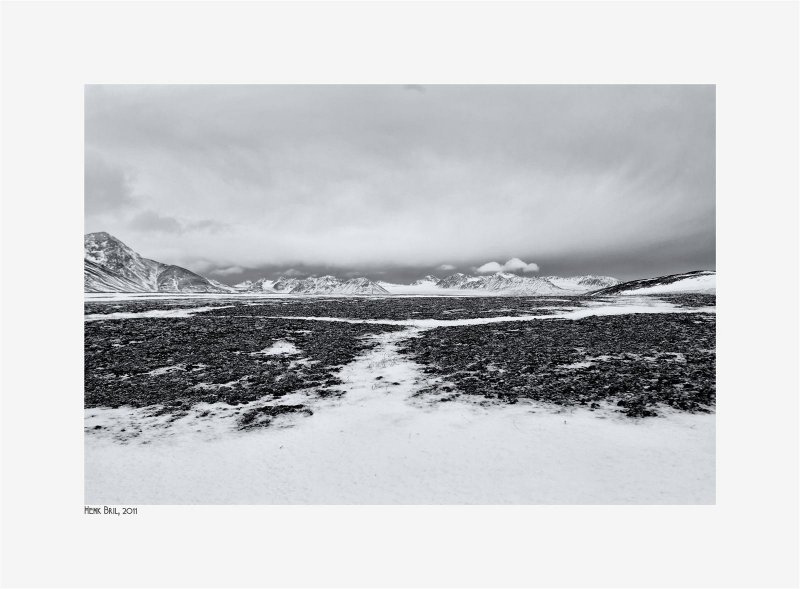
{"left": 85, "top": 313, "right": 402, "bottom": 427}
{"left": 85, "top": 295, "right": 715, "bottom": 422}
{"left": 85, "top": 293, "right": 714, "bottom": 318}
{"left": 398, "top": 312, "right": 716, "bottom": 417}
{"left": 86, "top": 295, "right": 570, "bottom": 320}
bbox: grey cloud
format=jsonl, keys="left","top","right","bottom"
{"left": 128, "top": 210, "right": 183, "bottom": 234}
{"left": 84, "top": 150, "right": 137, "bottom": 213}
{"left": 211, "top": 265, "right": 245, "bottom": 276}
{"left": 126, "top": 211, "right": 228, "bottom": 236}
{"left": 85, "top": 85, "right": 715, "bottom": 281}
{"left": 185, "top": 219, "right": 228, "bottom": 233}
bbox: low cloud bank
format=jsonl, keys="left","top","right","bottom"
{"left": 212, "top": 265, "right": 245, "bottom": 276}
{"left": 476, "top": 258, "right": 540, "bottom": 274}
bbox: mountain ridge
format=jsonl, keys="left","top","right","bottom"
{"left": 84, "top": 232, "right": 234, "bottom": 293}
{"left": 235, "top": 275, "right": 390, "bottom": 295}
{"left": 84, "top": 232, "right": 713, "bottom": 297}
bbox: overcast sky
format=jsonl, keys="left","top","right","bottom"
{"left": 85, "top": 85, "right": 715, "bottom": 283}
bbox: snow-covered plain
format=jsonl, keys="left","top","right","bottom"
{"left": 85, "top": 296, "right": 716, "bottom": 504}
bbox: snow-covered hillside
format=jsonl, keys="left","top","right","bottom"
{"left": 157, "top": 265, "right": 234, "bottom": 293}
{"left": 84, "top": 258, "right": 152, "bottom": 293}
{"left": 590, "top": 271, "right": 716, "bottom": 296}
{"left": 84, "top": 232, "right": 163, "bottom": 292}
{"left": 84, "top": 232, "right": 234, "bottom": 294}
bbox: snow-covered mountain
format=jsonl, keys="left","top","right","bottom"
{"left": 462, "top": 272, "right": 557, "bottom": 294}
{"left": 234, "top": 277, "right": 278, "bottom": 293}
{"left": 431, "top": 272, "right": 617, "bottom": 295}
{"left": 272, "top": 277, "right": 301, "bottom": 293}
{"left": 84, "top": 232, "right": 162, "bottom": 292}
{"left": 234, "top": 275, "right": 389, "bottom": 295}
{"left": 86, "top": 236, "right": 666, "bottom": 297}
{"left": 436, "top": 273, "right": 480, "bottom": 289}
{"left": 589, "top": 270, "right": 715, "bottom": 296}
{"left": 156, "top": 265, "right": 233, "bottom": 293}
{"left": 290, "top": 276, "right": 389, "bottom": 295}
{"left": 84, "top": 232, "right": 235, "bottom": 293}
{"left": 289, "top": 275, "right": 341, "bottom": 294}
{"left": 337, "top": 277, "right": 391, "bottom": 295}
{"left": 545, "top": 275, "right": 619, "bottom": 292}
{"left": 411, "top": 275, "right": 441, "bottom": 286}
{"left": 376, "top": 272, "right": 620, "bottom": 295}
{"left": 84, "top": 258, "right": 152, "bottom": 293}
{"left": 207, "top": 278, "right": 238, "bottom": 292}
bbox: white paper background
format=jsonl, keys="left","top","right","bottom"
{"left": 1, "top": 1, "right": 798, "bottom": 587}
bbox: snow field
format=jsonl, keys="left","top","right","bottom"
{"left": 86, "top": 323, "right": 715, "bottom": 504}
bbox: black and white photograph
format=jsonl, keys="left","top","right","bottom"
{"left": 84, "top": 84, "right": 717, "bottom": 504}
{"left": 3, "top": 2, "right": 798, "bottom": 587}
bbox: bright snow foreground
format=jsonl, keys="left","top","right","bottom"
{"left": 85, "top": 300, "right": 715, "bottom": 505}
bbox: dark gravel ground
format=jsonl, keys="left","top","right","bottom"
{"left": 398, "top": 312, "right": 716, "bottom": 417}
{"left": 628, "top": 293, "right": 715, "bottom": 308}
{"left": 85, "top": 314, "right": 402, "bottom": 427}
{"left": 85, "top": 295, "right": 715, "bottom": 421}
{"left": 84, "top": 298, "right": 242, "bottom": 316}
{"left": 86, "top": 296, "right": 570, "bottom": 320}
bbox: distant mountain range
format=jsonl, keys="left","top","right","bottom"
{"left": 84, "top": 232, "right": 714, "bottom": 296}
{"left": 232, "top": 271, "right": 618, "bottom": 295}
{"left": 410, "top": 272, "right": 619, "bottom": 295}
{"left": 236, "top": 276, "right": 390, "bottom": 295}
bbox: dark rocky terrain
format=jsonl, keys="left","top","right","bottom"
{"left": 398, "top": 312, "right": 715, "bottom": 417}
{"left": 85, "top": 295, "right": 716, "bottom": 426}
{"left": 85, "top": 296, "right": 568, "bottom": 320}
{"left": 85, "top": 312, "right": 401, "bottom": 427}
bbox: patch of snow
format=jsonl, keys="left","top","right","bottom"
{"left": 84, "top": 305, "right": 234, "bottom": 321}
{"left": 561, "top": 361, "right": 595, "bottom": 370}
{"left": 251, "top": 340, "right": 300, "bottom": 356}
{"left": 192, "top": 379, "right": 246, "bottom": 390}
{"left": 85, "top": 293, "right": 246, "bottom": 302}
{"left": 147, "top": 364, "right": 185, "bottom": 377}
